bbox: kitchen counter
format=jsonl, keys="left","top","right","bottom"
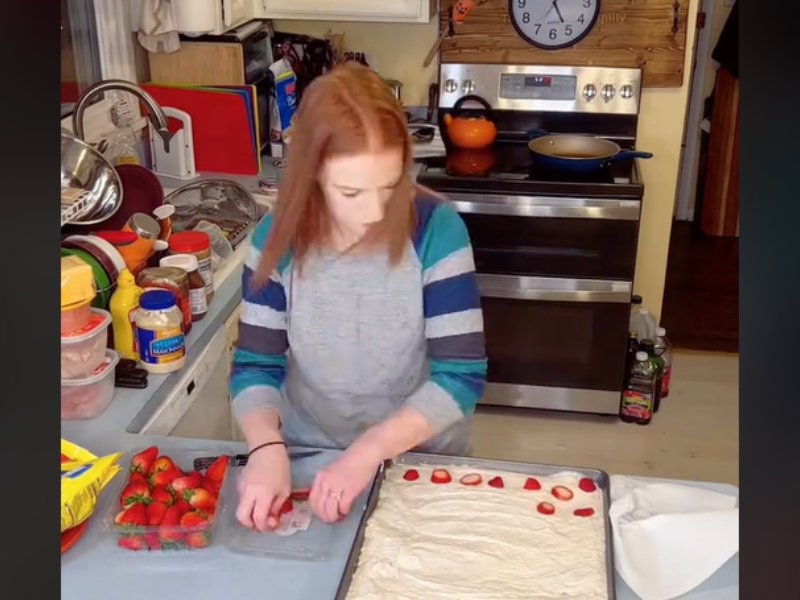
{"left": 61, "top": 178, "right": 738, "bottom": 600}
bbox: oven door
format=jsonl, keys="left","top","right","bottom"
{"left": 451, "top": 193, "right": 641, "bottom": 281}
{"left": 477, "top": 273, "right": 631, "bottom": 415}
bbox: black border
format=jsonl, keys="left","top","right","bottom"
{"left": 508, "top": 0, "right": 602, "bottom": 51}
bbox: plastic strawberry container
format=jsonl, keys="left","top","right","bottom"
{"left": 102, "top": 447, "right": 232, "bottom": 551}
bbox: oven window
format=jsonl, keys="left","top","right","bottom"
{"left": 462, "top": 214, "right": 639, "bottom": 281}
{"left": 482, "top": 297, "right": 630, "bottom": 392}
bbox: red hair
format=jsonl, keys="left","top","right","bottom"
{"left": 254, "top": 62, "right": 415, "bottom": 284}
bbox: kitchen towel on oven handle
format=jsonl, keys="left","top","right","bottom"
{"left": 609, "top": 476, "right": 739, "bottom": 600}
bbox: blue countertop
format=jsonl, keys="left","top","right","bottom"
{"left": 60, "top": 215, "right": 738, "bottom": 600}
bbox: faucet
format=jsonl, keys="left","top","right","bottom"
{"left": 72, "top": 79, "right": 174, "bottom": 153}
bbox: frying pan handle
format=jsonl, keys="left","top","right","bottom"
{"left": 526, "top": 128, "right": 550, "bottom": 141}
{"left": 610, "top": 151, "right": 654, "bottom": 162}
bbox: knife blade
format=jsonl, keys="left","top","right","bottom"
{"left": 193, "top": 450, "right": 322, "bottom": 471}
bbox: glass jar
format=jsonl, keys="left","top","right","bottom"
{"left": 159, "top": 254, "right": 208, "bottom": 321}
{"left": 136, "top": 267, "right": 192, "bottom": 335}
{"left": 168, "top": 231, "right": 214, "bottom": 304}
{"left": 135, "top": 290, "right": 186, "bottom": 374}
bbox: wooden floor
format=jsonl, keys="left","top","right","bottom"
{"left": 660, "top": 220, "right": 739, "bottom": 353}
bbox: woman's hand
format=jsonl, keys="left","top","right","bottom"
{"left": 310, "top": 444, "right": 381, "bottom": 523}
{"left": 236, "top": 445, "right": 291, "bottom": 532}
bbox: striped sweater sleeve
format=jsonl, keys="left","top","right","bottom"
{"left": 229, "top": 215, "right": 290, "bottom": 423}
{"left": 406, "top": 198, "right": 487, "bottom": 434}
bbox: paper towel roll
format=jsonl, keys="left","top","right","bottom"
{"left": 172, "top": 0, "right": 216, "bottom": 36}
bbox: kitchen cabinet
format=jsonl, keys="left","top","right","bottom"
{"left": 253, "top": 0, "right": 436, "bottom": 23}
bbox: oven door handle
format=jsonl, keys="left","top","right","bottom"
{"left": 448, "top": 193, "right": 641, "bottom": 221}
{"left": 476, "top": 274, "right": 632, "bottom": 304}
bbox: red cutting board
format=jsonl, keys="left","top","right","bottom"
{"left": 141, "top": 84, "right": 259, "bottom": 176}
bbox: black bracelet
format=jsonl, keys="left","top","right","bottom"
{"left": 248, "top": 441, "right": 287, "bottom": 457}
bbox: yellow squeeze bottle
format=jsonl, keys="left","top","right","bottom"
{"left": 110, "top": 269, "right": 143, "bottom": 361}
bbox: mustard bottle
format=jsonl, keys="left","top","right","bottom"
{"left": 110, "top": 269, "right": 143, "bottom": 361}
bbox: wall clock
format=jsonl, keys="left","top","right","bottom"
{"left": 509, "top": 0, "right": 602, "bottom": 50}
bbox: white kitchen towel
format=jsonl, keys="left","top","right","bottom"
{"left": 609, "top": 476, "right": 739, "bottom": 600}
{"left": 138, "top": 0, "right": 180, "bottom": 54}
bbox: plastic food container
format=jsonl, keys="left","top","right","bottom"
{"left": 61, "top": 309, "right": 112, "bottom": 379}
{"left": 103, "top": 447, "right": 231, "bottom": 551}
{"left": 61, "top": 349, "right": 119, "bottom": 420}
{"left": 61, "top": 300, "right": 93, "bottom": 335}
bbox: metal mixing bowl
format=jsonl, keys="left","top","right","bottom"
{"left": 60, "top": 132, "right": 123, "bottom": 225}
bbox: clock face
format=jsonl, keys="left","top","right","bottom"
{"left": 509, "top": 0, "right": 602, "bottom": 50}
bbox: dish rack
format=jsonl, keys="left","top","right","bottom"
{"left": 61, "top": 188, "right": 94, "bottom": 228}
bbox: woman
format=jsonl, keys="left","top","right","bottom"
{"left": 229, "top": 63, "right": 487, "bottom": 531}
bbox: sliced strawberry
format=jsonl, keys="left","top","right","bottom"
{"left": 185, "top": 531, "right": 210, "bottom": 549}
{"left": 523, "top": 477, "right": 542, "bottom": 491}
{"left": 205, "top": 456, "right": 229, "bottom": 483}
{"left": 116, "top": 503, "right": 148, "bottom": 528}
{"left": 487, "top": 476, "right": 504, "bottom": 489}
{"left": 149, "top": 455, "right": 177, "bottom": 476}
{"left": 117, "top": 536, "right": 147, "bottom": 551}
{"left": 402, "top": 469, "right": 420, "bottom": 482}
{"left": 146, "top": 501, "right": 168, "bottom": 526}
{"left": 537, "top": 501, "right": 556, "bottom": 516}
{"left": 551, "top": 485, "right": 574, "bottom": 501}
{"left": 119, "top": 480, "right": 151, "bottom": 508}
{"left": 130, "top": 446, "right": 158, "bottom": 474}
{"left": 459, "top": 473, "right": 483, "bottom": 486}
{"left": 578, "top": 477, "right": 597, "bottom": 493}
{"left": 574, "top": 507, "right": 596, "bottom": 518}
{"left": 430, "top": 469, "right": 452, "bottom": 484}
{"left": 291, "top": 488, "right": 311, "bottom": 501}
{"left": 150, "top": 486, "right": 174, "bottom": 506}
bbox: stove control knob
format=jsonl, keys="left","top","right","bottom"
{"left": 620, "top": 84, "right": 635, "bottom": 99}
{"left": 582, "top": 84, "right": 597, "bottom": 102}
{"left": 601, "top": 84, "right": 616, "bottom": 102}
{"left": 462, "top": 79, "right": 476, "bottom": 94}
{"left": 443, "top": 79, "right": 458, "bottom": 93}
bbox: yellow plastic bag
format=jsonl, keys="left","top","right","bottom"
{"left": 61, "top": 440, "right": 123, "bottom": 533}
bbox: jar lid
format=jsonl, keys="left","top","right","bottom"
{"left": 140, "top": 290, "right": 177, "bottom": 310}
{"left": 169, "top": 231, "right": 210, "bottom": 253}
{"left": 129, "top": 213, "right": 160, "bottom": 239}
{"left": 160, "top": 253, "right": 199, "bottom": 273}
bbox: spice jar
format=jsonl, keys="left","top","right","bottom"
{"left": 160, "top": 254, "right": 207, "bottom": 321}
{"left": 135, "top": 290, "right": 186, "bottom": 374}
{"left": 168, "top": 231, "right": 214, "bottom": 304}
{"left": 136, "top": 267, "right": 192, "bottom": 335}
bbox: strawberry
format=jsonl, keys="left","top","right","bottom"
{"left": 551, "top": 485, "right": 574, "bottom": 501}
{"left": 488, "top": 476, "right": 504, "bottom": 489}
{"left": 143, "top": 533, "right": 162, "bottom": 550}
{"left": 537, "top": 502, "right": 556, "bottom": 516}
{"left": 403, "top": 469, "right": 420, "bottom": 482}
{"left": 291, "top": 488, "right": 311, "bottom": 501}
{"left": 201, "top": 476, "right": 221, "bottom": 497}
{"left": 119, "top": 480, "right": 151, "bottom": 508}
{"left": 524, "top": 477, "right": 542, "bottom": 491}
{"left": 172, "top": 472, "right": 203, "bottom": 494}
{"left": 278, "top": 498, "right": 293, "bottom": 516}
{"left": 129, "top": 472, "right": 148, "bottom": 486}
{"left": 116, "top": 504, "right": 148, "bottom": 528}
{"left": 149, "top": 455, "right": 177, "bottom": 476}
{"left": 459, "top": 473, "right": 482, "bottom": 486}
{"left": 578, "top": 478, "right": 597, "bottom": 493}
{"left": 130, "top": 446, "right": 158, "bottom": 475}
{"left": 150, "top": 468, "right": 182, "bottom": 488}
{"left": 185, "top": 532, "right": 210, "bottom": 549}
{"left": 61, "top": 453, "right": 71, "bottom": 463}
{"left": 574, "top": 507, "right": 596, "bottom": 518}
{"left": 117, "top": 536, "right": 147, "bottom": 551}
{"left": 146, "top": 501, "right": 168, "bottom": 526}
{"left": 180, "top": 511, "right": 211, "bottom": 531}
{"left": 185, "top": 487, "right": 217, "bottom": 512}
{"left": 205, "top": 456, "right": 229, "bottom": 483}
{"left": 173, "top": 499, "right": 192, "bottom": 514}
{"left": 430, "top": 469, "right": 452, "bottom": 484}
{"left": 158, "top": 505, "right": 185, "bottom": 542}
{"left": 150, "top": 486, "right": 174, "bottom": 506}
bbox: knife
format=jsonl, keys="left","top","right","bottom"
{"left": 193, "top": 450, "right": 322, "bottom": 471}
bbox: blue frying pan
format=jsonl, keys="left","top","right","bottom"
{"left": 527, "top": 128, "right": 653, "bottom": 174}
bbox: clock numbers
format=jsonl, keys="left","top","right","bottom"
{"left": 508, "top": 0, "right": 602, "bottom": 50}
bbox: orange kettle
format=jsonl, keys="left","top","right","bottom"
{"left": 442, "top": 95, "right": 497, "bottom": 150}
